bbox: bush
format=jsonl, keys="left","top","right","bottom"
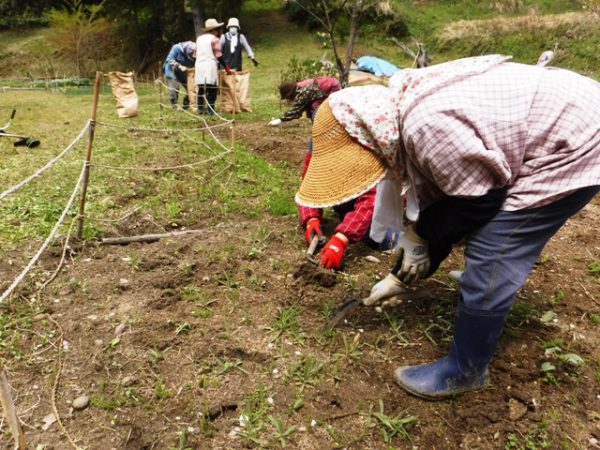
{"left": 279, "top": 55, "right": 337, "bottom": 84}
{"left": 46, "top": 0, "right": 118, "bottom": 77}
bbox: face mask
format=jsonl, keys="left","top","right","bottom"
{"left": 229, "top": 27, "right": 238, "bottom": 36}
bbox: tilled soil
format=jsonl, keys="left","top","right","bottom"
{"left": 1, "top": 120, "right": 599, "bottom": 449}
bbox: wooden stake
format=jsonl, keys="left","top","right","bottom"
{"left": 0, "top": 367, "right": 27, "bottom": 450}
{"left": 76, "top": 71, "right": 101, "bottom": 240}
{"left": 158, "top": 61, "right": 163, "bottom": 110}
{"left": 231, "top": 73, "right": 236, "bottom": 150}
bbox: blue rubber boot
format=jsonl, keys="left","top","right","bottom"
{"left": 394, "top": 303, "right": 506, "bottom": 399}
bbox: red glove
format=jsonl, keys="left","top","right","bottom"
{"left": 225, "top": 66, "right": 232, "bottom": 75}
{"left": 304, "top": 218, "right": 322, "bottom": 244}
{"left": 319, "top": 233, "right": 348, "bottom": 270}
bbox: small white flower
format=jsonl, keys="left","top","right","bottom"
{"left": 239, "top": 414, "right": 249, "bottom": 427}
{"left": 272, "top": 368, "right": 279, "bottom": 375}
{"left": 310, "top": 419, "right": 317, "bottom": 428}
{"left": 294, "top": 350, "right": 302, "bottom": 356}
{"left": 267, "top": 397, "right": 274, "bottom": 405}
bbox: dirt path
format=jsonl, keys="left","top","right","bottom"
{"left": 2, "top": 121, "right": 600, "bottom": 449}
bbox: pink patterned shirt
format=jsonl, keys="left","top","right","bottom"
{"left": 329, "top": 57, "right": 600, "bottom": 211}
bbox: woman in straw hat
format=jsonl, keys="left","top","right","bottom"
{"left": 195, "top": 18, "right": 232, "bottom": 115}
{"left": 296, "top": 55, "right": 600, "bottom": 399}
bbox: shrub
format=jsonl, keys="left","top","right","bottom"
{"left": 46, "top": 0, "right": 117, "bottom": 77}
{"left": 279, "top": 55, "right": 337, "bottom": 84}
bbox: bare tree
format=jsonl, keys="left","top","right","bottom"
{"left": 291, "top": 0, "right": 380, "bottom": 86}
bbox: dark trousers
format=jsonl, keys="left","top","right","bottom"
{"left": 197, "top": 84, "right": 218, "bottom": 115}
{"left": 168, "top": 71, "right": 190, "bottom": 109}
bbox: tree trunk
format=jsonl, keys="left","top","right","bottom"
{"left": 341, "top": 2, "right": 362, "bottom": 86}
{"left": 192, "top": 5, "right": 203, "bottom": 38}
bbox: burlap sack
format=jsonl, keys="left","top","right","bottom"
{"left": 219, "top": 70, "right": 252, "bottom": 113}
{"left": 108, "top": 71, "right": 138, "bottom": 118}
{"left": 187, "top": 68, "right": 198, "bottom": 111}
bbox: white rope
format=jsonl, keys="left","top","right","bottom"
{"left": 0, "top": 121, "right": 90, "bottom": 201}
{"left": 201, "top": 117, "right": 234, "bottom": 152}
{"left": 0, "top": 161, "right": 86, "bottom": 304}
{"left": 96, "top": 119, "right": 232, "bottom": 133}
{"left": 156, "top": 79, "right": 234, "bottom": 123}
{"left": 90, "top": 149, "right": 231, "bottom": 171}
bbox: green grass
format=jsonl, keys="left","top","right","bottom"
{"left": 0, "top": 81, "right": 298, "bottom": 257}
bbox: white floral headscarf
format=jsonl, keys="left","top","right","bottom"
{"left": 328, "top": 55, "right": 512, "bottom": 172}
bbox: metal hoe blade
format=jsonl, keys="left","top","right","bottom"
{"left": 322, "top": 288, "right": 430, "bottom": 332}
{"left": 322, "top": 298, "right": 364, "bottom": 332}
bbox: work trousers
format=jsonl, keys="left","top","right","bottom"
{"left": 168, "top": 71, "right": 189, "bottom": 109}
{"left": 461, "top": 186, "right": 600, "bottom": 312}
{"left": 197, "top": 84, "right": 218, "bottom": 115}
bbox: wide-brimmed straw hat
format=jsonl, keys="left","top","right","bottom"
{"left": 203, "top": 18, "right": 224, "bottom": 32}
{"left": 295, "top": 99, "right": 386, "bottom": 208}
{"left": 226, "top": 18, "right": 240, "bottom": 29}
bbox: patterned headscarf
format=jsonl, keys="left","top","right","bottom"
{"left": 328, "top": 55, "right": 511, "bottom": 176}
{"left": 181, "top": 41, "right": 196, "bottom": 60}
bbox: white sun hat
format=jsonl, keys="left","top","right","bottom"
{"left": 226, "top": 18, "right": 240, "bottom": 29}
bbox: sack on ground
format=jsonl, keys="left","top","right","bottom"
{"left": 219, "top": 70, "right": 252, "bottom": 113}
{"left": 108, "top": 71, "right": 138, "bottom": 118}
{"left": 187, "top": 68, "right": 198, "bottom": 111}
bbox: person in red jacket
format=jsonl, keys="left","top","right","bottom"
{"left": 268, "top": 76, "right": 341, "bottom": 126}
{"left": 298, "top": 145, "right": 377, "bottom": 269}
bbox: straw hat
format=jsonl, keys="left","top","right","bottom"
{"left": 203, "top": 18, "right": 224, "bottom": 32}
{"left": 295, "top": 99, "right": 386, "bottom": 208}
{"left": 226, "top": 18, "right": 240, "bottom": 29}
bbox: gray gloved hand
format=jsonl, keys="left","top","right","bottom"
{"left": 364, "top": 273, "right": 407, "bottom": 306}
{"left": 393, "top": 224, "right": 430, "bottom": 284}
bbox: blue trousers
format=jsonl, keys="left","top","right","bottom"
{"left": 461, "top": 186, "right": 599, "bottom": 312}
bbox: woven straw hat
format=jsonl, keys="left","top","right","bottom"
{"left": 203, "top": 18, "right": 224, "bottom": 32}
{"left": 295, "top": 99, "right": 386, "bottom": 208}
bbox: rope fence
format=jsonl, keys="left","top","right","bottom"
{"left": 0, "top": 121, "right": 90, "bottom": 201}
{"left": 0, "top": 161, "right": 86, "bottom": 304}
{"left": 0, "top": 70, "right": 252, "bottom": 449}
{"left": 154, "top": 78, "right": 279, "bottom": 109}
{"left": 0, "top": 72, "right": 238, "bottom": 304}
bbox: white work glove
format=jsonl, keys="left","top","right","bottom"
{"left": 393, "top": 225, "right": 430, "bottom": 285}
{"left": 269, "top": 118, "right": 282, "bottom": 126}
{"left": 364, "top": 273, "right": 408, "bottom": 308}
{"left": 178, "top": 65, "right": 188, "bottom": 72}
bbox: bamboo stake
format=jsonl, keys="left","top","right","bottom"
{"left": 158, "top": 61, "right": 163, "bottom": 111}
{"left": 0, "top": 367, "right": 27, "bottom": 450}
{"left": 231, "top": 73, "right": 236, "bottom": 150}
{"left": 76, "top": 71, "right": 101, "bottom": 240}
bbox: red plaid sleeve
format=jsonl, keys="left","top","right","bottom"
{"left": 334, "top": 186, "right": 376, "bottom": 243}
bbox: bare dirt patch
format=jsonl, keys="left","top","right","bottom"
{"left": 1, "top": 122, "right": 599, "bottom": 449}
